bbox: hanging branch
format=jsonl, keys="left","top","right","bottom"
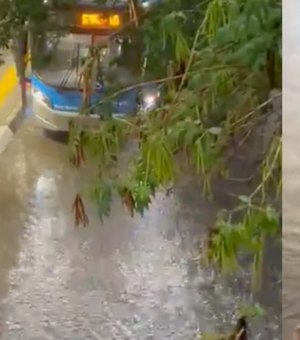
{"left": 69, "top": 124, "right": 85, "bottom": 168}
{"left": 78, "top": 46, "right": 101, "bottom": 113}
{"left": 201, "top": 316, "right": 248, "bottom": 339}
{"left": 72, "top": 194, "right": 89, "bottom": 227}
{"left": 129, "top": 0, "right": 140, "bottom": 27}
{"left": 118, "top": 186, "right": 135, "bottom": 217}
{"left": 70, "top": 135, "right": 85, "bottom": 167}
{"left": 79, "top": 56, "right": 94, "bottom": 110}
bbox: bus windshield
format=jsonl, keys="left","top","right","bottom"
{"left": 31, "top": 32, "right": 141, "bottom": 90}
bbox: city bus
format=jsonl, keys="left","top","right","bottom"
{"left": 29, "top": 0, "right": 160, "bottom": 132}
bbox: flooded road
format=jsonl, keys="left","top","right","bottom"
{"left": 0, "top": 117, "right": 280, "bottom": 339}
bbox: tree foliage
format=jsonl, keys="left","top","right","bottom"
{"left": 0, "top": 0, "right": 75, "bottom": 45}
{"left": 69, "top": 0, "right": 281, "bottom": 294}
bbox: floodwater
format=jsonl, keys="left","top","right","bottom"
{"left": 0, "top": 117, "right": 280, "bottom": 339}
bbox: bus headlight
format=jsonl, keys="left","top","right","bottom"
{"left": 141, "top": 0, "right": 158, "bottom": 9}
{"left": 141, "top": 1, "right": 151, "bottom": 8}
{"left": 142, "top": 91, "right": 160, "bottom": 111}
{"left": 32, "top": 89, "right": 52, "bottom": 108}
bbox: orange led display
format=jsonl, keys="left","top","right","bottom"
{"left": 80, "top": 12, "right": 121, "bottom": 29}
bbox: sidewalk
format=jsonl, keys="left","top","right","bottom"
{"left": 0, "top": 51, "right": 22, "bottom": 153}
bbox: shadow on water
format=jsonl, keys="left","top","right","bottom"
{"left": 43, "top": 129, "right": 69, "bottom": 144}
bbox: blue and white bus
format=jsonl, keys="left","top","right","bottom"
{"left": 29, "top": 0, "right": 160, "bottom": 132}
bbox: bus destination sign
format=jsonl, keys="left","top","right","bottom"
{"left": 77, "top": 12, "right": 122, "bottom": 30}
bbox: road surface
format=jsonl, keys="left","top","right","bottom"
{"left": 0, "top": 113, "right": 280, "bottom": 339}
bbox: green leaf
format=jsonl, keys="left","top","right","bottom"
{"left": 90, "top": 180, "right": 113, "bottom": 222}
{"left": 238, "top": 302, "right": 265, "bottom": 319}
{"left": 238, "top": 195, "right": 252, "bottom": 206}
{"left": 132, "top": 180, "right": 153, "bottom": 215}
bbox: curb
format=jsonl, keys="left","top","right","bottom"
{"left": 0, "top": 102, "right": 23, "bottom": 154}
